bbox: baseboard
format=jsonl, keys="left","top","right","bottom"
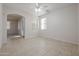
{"left": 39, "top": 36, "right": 78, "bottom": 45}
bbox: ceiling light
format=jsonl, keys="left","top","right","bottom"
{"left": 35, "top": 8, "right": 42, "bottom": 12}
{"left": 35, "top": 3, "right": 39, "bottom": 7}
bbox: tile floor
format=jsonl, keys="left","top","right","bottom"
{"left": 0, "top": 36, "right": 78, "bottom": 56}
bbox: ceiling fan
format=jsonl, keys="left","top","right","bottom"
{"left": 35, "top": 3, "right": 48, "bottom": 9}
{"left": 35, "top": 3, "right": 50, "bottom": 16}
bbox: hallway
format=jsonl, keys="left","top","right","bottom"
{"left": 7, "top": 14, "right": 25, "bottom": 37}
{"left": 0, "top": 37, "right": 78, "bottom": 56}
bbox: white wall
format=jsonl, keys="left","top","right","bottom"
{"left": 39, "top": 4, "right": 78, "bottom": 44}
{"left": 78, "top": 4, "right": 79, "bottom": 42}
{"left": 21, "top": 17, "right": 25, "bottom": 36}
{"left": 77, "top": 3, "right": 79, "bottom": 55}
{"left": 2, "top": 3, "right": 38, "bottom": 42}
{"left": 7, "top": 20, "right": 18, "bottom": 35}
{"left": 18, "top": 17, "right": 25, "bottom": 36}
{"left": 77, "top": 4, "right": 79, "bottom": 53}
{"left": 0, "top": 4, "right": 3, "bottom": 48}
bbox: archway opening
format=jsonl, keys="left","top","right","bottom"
{"left": 7, "top": 14, "right": 25, "bottom": 39}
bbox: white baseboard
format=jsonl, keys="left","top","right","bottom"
{"left": 39, "top": 35, "right": 78, "bottom": 45}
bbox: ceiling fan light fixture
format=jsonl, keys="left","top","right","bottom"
{"left": 35, "top": 8, "right": 42, "bottom": 12}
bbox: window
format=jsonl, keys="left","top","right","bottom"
{"left": 41, "top": 18, "right": 47, "bottom": 30}
{"left": 7, "top": 21, "right": 10, "bottom": 30}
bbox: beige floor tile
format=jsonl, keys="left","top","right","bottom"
{"left": 0, "top": 37, "right": 78, "bottom": 56}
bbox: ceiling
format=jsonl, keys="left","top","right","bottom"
{"left": 36, "top": 3, "right": 74, "bottom": 16}
{"left": 3, "top": 3, "right": 75, "bottom": 16}
{"left": 7, "top": 14, "right": 22, "bottom": 21}
{"left": 3, "top": 3, "right": 35, "bottom": 14}
{"left": 39, "top": 3, "right": 73, "bottom": 10}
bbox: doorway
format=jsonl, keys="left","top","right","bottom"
{"left": 7, "top": 14, "right": 25, "bottom": 39}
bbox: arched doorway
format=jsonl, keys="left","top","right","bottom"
{"left": 7, "top": 14, "right": 25, "bottom": 39}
